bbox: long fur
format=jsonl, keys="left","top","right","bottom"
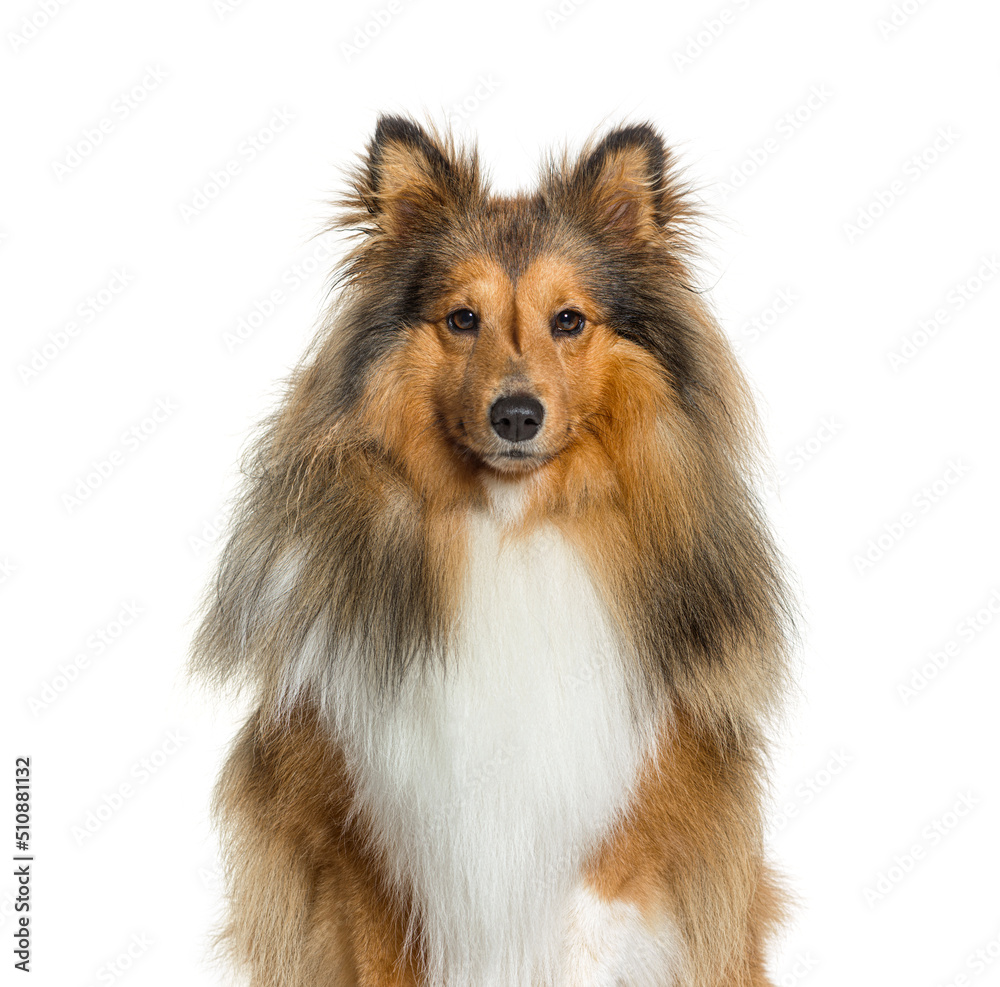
{"left": 191, "top": 116, "right": 794, "bottom": 987}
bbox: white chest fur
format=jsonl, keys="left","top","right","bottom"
{"left": 322, "top": 506, "right": 657, "bottom": 985}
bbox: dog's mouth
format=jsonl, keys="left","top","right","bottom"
{"left": 449, "top": 426, "right": 547, "bottom": 474}
{"left": 483, "top": 447, "right": 551, "bottom": 474}
{"left": 450, "top": 417, "right": 566, "bottom": 475}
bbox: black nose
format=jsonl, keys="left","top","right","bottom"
{"left": 490, "top": 394, "right": 544, "bottom": 442}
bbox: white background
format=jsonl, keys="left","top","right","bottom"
{"left": 3, "top": 0, "right": 999, "bottom": 985}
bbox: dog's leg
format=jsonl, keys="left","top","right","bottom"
{"left": 567, "top": 712, "right": 788, "bottom": 987}
{"left": 213, "top": 706, "right": 422, "bottom": 986}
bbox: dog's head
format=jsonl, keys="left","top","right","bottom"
{"left": 319, "top": 116, "right": 741, "bottom": 498}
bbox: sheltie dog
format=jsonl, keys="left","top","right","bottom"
{"left": 192, "top": 116, "right": 794, "bottom": 986}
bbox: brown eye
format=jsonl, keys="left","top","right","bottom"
{"left": 447, "top": 308, "right": 479, "bottom": 332}
{"left": 553, "top": 309, "right": 584, "bottom": 335}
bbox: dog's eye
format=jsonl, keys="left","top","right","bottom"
{"left": 553, "top": 309, "right": 584, "bottom": 335}
{"left": 447, "top": 308, "right": 479, "bottom": 332}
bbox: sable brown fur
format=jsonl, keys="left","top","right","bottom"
{"left": 192, "top": 115, "right": 794, "bottom": 986}
{"left": 213, "top": 703, "right": 424, "bottom": 986}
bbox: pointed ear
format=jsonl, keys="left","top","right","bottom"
{"left": 572, "top": 123, "right": 669, "bottom": 240}
{"left": 361, "top": 116, "right": 464, "bottom": 237}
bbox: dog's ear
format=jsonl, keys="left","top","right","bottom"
{"left": 570, "top": 123, "right": 671, "bottom": 241}
{"left": 359, "top": 116, "right": 473, "bottom": 237}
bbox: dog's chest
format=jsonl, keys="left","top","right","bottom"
{"left": 340, "top": 510, "right": 654, "bottom": 984}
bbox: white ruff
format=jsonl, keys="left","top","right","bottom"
{"left": 289, "top": 491, "right": 669, "bottom": 985}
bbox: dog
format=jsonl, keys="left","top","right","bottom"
{"left": 192, "top": 116, "right": 794, "bottom": 986}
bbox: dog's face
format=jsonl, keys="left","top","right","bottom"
{"left": 331, "top": 117, "right": 706, "bottom": 492}
{"left": 423, "top": 249, "right": 617, "bottom": 476}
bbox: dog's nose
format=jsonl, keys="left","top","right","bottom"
{"left": 490, "top": 394, "right": 544, "bottom": 442}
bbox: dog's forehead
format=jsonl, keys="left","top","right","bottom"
{"left": 442, "top": 251, "right": 597, "bottom": 316}
{"left": 463, "top": 193, "right": 560, "bottom": 281}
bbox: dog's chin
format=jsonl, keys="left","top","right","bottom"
{"left": 452, "top": 439, "right": 551, "bottom": 476}
{"left": 483, "top": 449, "right": 547, "bottom": 476}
